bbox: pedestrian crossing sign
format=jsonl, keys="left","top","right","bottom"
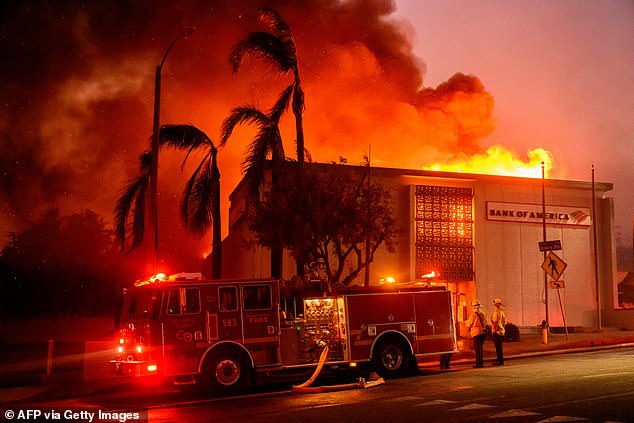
{"left": 542, "top": 251, "right": 567, "bottom": 281}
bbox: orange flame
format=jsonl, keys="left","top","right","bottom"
{"left": 423, "top": 146, "right": 553, "bottom": 178}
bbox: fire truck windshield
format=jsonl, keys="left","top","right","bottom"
{"left": 243, "top": 285, "right": 272, "bottom": 310}
{"left": 121, "top": 287, "right": 162, "bottom": 321}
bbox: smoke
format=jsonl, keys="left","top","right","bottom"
{"left": 0, "top": 0, "right": 497, "bottom": 265}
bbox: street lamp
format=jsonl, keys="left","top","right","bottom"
{"left": 148, "top": 27, "right": 196, "bottom": 271}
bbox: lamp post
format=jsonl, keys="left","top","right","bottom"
{"left": 148, "top": 27, "right": 196, "bottom": 272}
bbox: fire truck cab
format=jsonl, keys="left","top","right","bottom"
{"left": 112, "top": 273, "right": 458, "bottom": 393}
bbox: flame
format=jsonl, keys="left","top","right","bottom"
{"left": 423, "top": 146, "right": 553, "bottom": 178}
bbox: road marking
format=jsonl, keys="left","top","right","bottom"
{"left": 489, "top": 409, "right": 540, "bottom": 418}
{"left": 534, "top": 417, "right": 587, "bottom": 422}
{"left": 453, "top": 403, "right": 495, "bottom": 410}
{"left": 384, "top": 395, "right": 423, "bottom": 402}
{"left": 414, "top": 399, "right": 458, "bottom": 406}
{"left": 582, "top": 372, "right": 634, "bottom": 378}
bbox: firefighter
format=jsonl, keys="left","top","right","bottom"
{"left": 466, "top": 300, "right": 487, "bottom": 368}
{"left": 439, "top": 353, "right": 452, "bottom": 369}
{"left": 491, "top": 298, "right": 506, "bottom": 365}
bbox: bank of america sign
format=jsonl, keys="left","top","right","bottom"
{"left": 486, "top": 201, "right": 592, "bottom": 226}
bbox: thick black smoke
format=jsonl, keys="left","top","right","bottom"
{"left": 0, "top": 0, "right": 494, "bottom": 269}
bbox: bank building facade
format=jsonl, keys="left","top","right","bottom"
{"left": 220, "top": 163, "right": 626, "bottom": 333}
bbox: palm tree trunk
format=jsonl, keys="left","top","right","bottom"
{"left": 292, "top": 73, "right": 305, "bottom": 166}
{"left": 211, "top": 197, "right": 222, "bottom": 279}
{"left": 270, "top": 169, "right": 283, "bottom": 279}
{"left": 271, "top": 246, "right": 283, "bottom": 279}
{"left": 211, "top": 155, "right": 222, "bottom": 279}
{"left": 294, "top": 110, "right": 305, "bottom": 166}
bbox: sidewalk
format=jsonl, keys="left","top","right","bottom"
{"left": 3, "top": 328, "right": 634, "bottom": 404}
{"left": 449, "top": 327, "right": 634, "bottom": 365}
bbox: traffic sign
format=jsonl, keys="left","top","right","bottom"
{"left": 539, "top": 240, "right": 562, "bottom": 252}
{"left": 541, "top": 251, "right": 567, "bottom": 281}
{"left": 550, "top": 280, "right": 565, "bottom": 289}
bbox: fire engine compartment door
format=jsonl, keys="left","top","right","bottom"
{"left": 162, "top": 286, "right": 206, "bottom": 375}
{"left": 413, "top": 291, "right": 456, "bottom": 354}
{"left": 241, "top": 283, "right": 280, "bottom": 366}
{"left": 345, "top": 293, "right": 416, "bottom": 362}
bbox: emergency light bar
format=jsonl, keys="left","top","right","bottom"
{"left": 168, "top": 272, "right": 202, "bottom": 281}
{"left": 134, "top": 272, "right": 202, "bottom": 287}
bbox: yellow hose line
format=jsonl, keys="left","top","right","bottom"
{"left": 293, "top": 345, "right": 329, "bottom": 389}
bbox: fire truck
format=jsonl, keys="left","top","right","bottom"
{"left": 112, "top": 272, "right": 458, "bottom": 393}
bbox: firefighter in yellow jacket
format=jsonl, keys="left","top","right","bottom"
{"left": 465, "top": 300, "right": 487, "bottom": 368}
{"left": 491, "top": 298, "right": 506, "bottom": 365}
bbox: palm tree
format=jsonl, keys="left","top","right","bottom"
{"left": 220, "top": 104, "right": 285, "bottom": 278}
{"left": 114, "top": 124, "right": 223, "bottom": 279}
{"left": 230, "top": 7, "right": 306, "bottom": 165}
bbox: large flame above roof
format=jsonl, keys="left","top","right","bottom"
{"left": 423, "top": 146, "right": 553, "bottom": 178}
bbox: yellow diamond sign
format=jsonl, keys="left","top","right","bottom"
{"left": 542, "top": 251, "right": 567, "bottom": 281}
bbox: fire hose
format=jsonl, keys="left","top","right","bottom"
{"left": 291, "top": 342, "right": 385, "bottom": 394}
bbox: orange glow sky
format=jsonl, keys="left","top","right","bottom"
{"left": 1, "top": 0, "right": 632, "bottom": 270}
{"left": 395, "top": 0, "right": 634, "bottom": 246}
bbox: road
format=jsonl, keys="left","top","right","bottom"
{"left": 12, "top": 348, "right": 634, "bottom": 422}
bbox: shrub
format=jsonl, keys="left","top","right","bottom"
{"left": 504, "top": 323, "right": 520, "bottom": 342}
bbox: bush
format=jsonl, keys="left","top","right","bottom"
{"left": 504, "top": 323, "right": 520, "bottom": 342}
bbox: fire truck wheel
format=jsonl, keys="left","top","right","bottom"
{"left": 371, "top": 336, "right": 413, "bottom": 378}
{"left": 201, "top": 347, "right": 251, "bottom": 393}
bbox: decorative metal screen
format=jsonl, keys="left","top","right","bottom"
{"left": 415, "top": 185, "right": 474, "bottom": 281}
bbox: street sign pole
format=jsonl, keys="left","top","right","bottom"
{"left": 592, "top": 164, "right": 602, "bottom": 330}
{"left": 555, "top": 285, "right": 569, "bottom": 340}
{"left": 541, "top": 162, "right": 549, "bottom": 332}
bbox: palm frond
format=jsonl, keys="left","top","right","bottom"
{"left": 180, "top": 147, "right": 221, "bottom": 236}
{"left": 230, "top": 32, "right": 296, "bottom": 74}
{"left": 181, "top": 156, "right": 207, "bottom": 228}
{"left": 243, "top": 124, "right": 286, "bottom": 196}
{"left": 243, "top": 129, "right": 270, "bottom": 190}
{"left": 159, "top": 124, "right": 212, "bottom": 150}
{"left": 183, "top": 157, "right": 219, "bottom": 235}
{"left": 258, "top": 8, "right": 290, "bottom": 35}
{"left": 269, "top": 84, "right": 294, "bottom": 123}
{"left": 130, "top": 176, "right": 149, "bottom": 252}
{"left": 191, "top": 164, "right": 219, "bottom": 233}
{"left": 258, "top": 8, "right": 295, "bottom": 54}
{"left": 220, "top": 106, "right": 270, "bottom": 146}
{"left": 159, "top": 124, "right": 214, "bottom": 170}
{"left": 113, "top": 169, "right": 150, "bottom": 252}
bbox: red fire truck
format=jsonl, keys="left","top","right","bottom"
{"left": 112, "top": 272, "right": 458, "bottom": 393}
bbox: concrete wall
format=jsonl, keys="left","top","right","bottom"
{"left": 474, "top": 180, "right": 600, "bottom": 328}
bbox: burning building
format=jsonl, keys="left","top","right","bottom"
{"left": 221, "top": 163, "right": 621, "bottom": 333}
